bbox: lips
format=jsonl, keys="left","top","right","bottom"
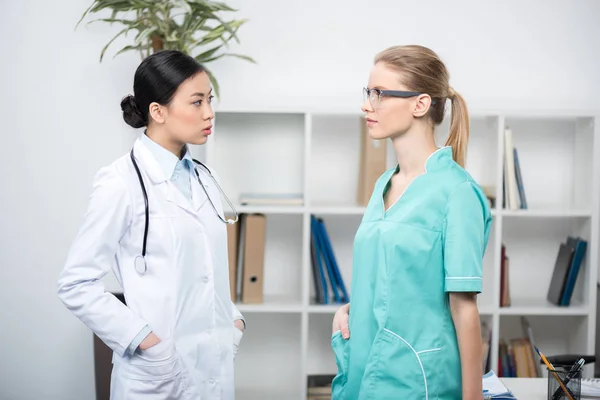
{"left": 202, "top": 125, "right": 212, "bottom": 134}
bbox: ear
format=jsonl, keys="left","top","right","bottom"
{"left": 412, "top": 94, "right": 433, "bottom": 118}
{"left": 148, "top": 102, "right": 166, "bottom": 124}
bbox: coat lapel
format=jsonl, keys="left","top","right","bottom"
{"left": 134, "top": 139, "right": 198, "bottom": 216}
{"left": 191, "top": 165, "right": 209, "bottom": 212}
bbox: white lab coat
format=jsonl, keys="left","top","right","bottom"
{"left": 57, "top": 138, "right": 244, "bottom": 400}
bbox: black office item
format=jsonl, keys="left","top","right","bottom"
{"left": 545, "top": 355, "right": 596, "bottom": 367}
{"left": 547, "top": 243, "right": 576, "bottom": 306}
{"left": 551, "top": 358, "right": 585, "bottom": 400}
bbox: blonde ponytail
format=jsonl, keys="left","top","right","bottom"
{"left": 374, "top": 45, "right": 469, "bottom": 166}
{"left": 444, "top": 87, "right": 470, "bottom": 168}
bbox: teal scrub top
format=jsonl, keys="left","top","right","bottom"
{"left": 331, "top": 146, "right": 492, "bottom": 400}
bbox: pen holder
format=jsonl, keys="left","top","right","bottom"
{"left": 547, "top": 367, "right": 581, "bottom": 400}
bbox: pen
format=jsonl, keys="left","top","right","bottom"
{"left": 551, "top": 358, "right": 584, "bottom": 400}
{"left": 534, "top": 346, "right": 575, "bottom": 400}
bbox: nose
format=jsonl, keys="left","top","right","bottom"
{"left": 203, "top": 102, "right": 214, "bottom": 120}
{"left": 361, "top": 97, "right": 373, "bottom": 113}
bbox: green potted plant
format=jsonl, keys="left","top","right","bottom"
{"left": 77, "top": 0, "right": 255, "bottom": 97}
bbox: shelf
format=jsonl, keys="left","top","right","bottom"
{"left": 235, "top": 295, "right": 304, "bottom": 313}
{"left": 203, "top": 110, "right": 599, "bottom": 399}
{"left": 498, "top": 298, "right": 589, "bottom": 316}
{"left": 235, "top": 387, "right": 301, "bottom": 400}
{"left": 500, "top": 209, "right": 591, "bottom": 218}
{"left": 234, "top": 204, "right": 305, "bottom": 215}
{"left": 309, "top": 204, "right": 366, "bottom": 215}
{"left": 228, "top": 206, "right": 592, "bottom": 218}
{"left": 308, "top": 304, "right": 346, "bottom": 314}
{"left": 478, "top": 304, "right": 495, "bottom": 316}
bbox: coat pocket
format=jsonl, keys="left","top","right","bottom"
{"left": 125, "top": 339, "right": 182, "bottom": 381}
{"left": 331, "top": 330, "right": 350, "bottom": 399}
{"left": 359, "top": 328, "right": 441, "bottom": 400}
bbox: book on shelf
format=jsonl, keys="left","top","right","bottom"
{"left": 500, "top": 243, "right": 511, "bottom": 308}
{"left": 226, "top": 213, "right": 267, "bottom": 304}
{"left": 310, "top": 215, "right": 349, "bottom": 305}
{"left": 482, "top": 320, "right": 492, "bottom": 373}
{"left": 547, "top": 236, "right": 587, "bottom": 307}
{"left": 503, "top": 127, "right": 528, "bottom": 210}
{"left": 238, "top": 192, "right": 303, "bottom": 206}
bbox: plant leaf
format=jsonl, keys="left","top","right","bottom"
{"left": 113, "top": 44, "right": 150, "bottom": 58}
{"left": 99, "top": 26, "right": 131, "bottom": 62}
{"left": 204, "top": 67, "right": 220, "bottom": 99}
{"left": 193, "top": 45, "right": 222, "bottom": 61}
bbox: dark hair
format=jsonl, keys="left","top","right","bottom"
{"left": 120, "top": 50, "right": 206, "bottom": 129}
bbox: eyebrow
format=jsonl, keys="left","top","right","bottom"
{"left": 190, "top": 89, "right": 213, "bottom": 98}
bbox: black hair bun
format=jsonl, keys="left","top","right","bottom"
{"left": 120, "top": 95, "right": 146, "bottom": 129}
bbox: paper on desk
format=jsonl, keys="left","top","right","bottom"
{"left": 482, "top": 371, "right": 517, "bottom": 399}
{"left": 581, "top": 377, "right": 600, "bottom": 398}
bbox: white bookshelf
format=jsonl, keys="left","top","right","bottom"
{"left": 190, "top": 108, "right": 599, "bottom": 400}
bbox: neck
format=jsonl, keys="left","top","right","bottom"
{"left": 146, "top": 126, "right": 185, "bottom": 159}
{"left": 392, "top": 125, "right": 438, "bottom": 176}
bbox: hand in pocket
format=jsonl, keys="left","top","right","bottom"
{"left": 139, "top": 332, "right": 161, "bottom": 351}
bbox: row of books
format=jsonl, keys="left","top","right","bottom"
{"left": 497, "top": 316, "right": 542, "bottom": 378}
{"left": 547, "top": 235, "right": 587, "bottom": 306}
{"left": 497, "top": 317, "right": 542, "bottom": 377}
{"left": 310, "top": 215, "right": 349, "bottom": 305}
{"left": 500, "top": 234, "right": 587, "bottom": 308}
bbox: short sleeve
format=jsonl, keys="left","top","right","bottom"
{"left": 443, "top": 180, "right": 491, "bottom": 293}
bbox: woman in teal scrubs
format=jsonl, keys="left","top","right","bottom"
{"left": 331, "top": 45, "right": 492, "bottom": 400}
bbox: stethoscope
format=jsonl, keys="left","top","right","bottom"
{"left": 129, "top": 147, "right": 239, "bottom": 274}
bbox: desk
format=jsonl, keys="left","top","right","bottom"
{"left": 501, "top": 378, "right": 546, "bottom": 399}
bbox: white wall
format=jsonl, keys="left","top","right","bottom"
{"left": 0, "top": 0, "right": 598, "bottom": 399}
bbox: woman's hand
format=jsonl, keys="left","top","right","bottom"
{"left": 139, "top": 332, "right": 161, "bottom": 351}
{"left": 234, "top": 319, "right": 245, "bottom": 332}
{"left": 332, "top": 302, "right": 350, "bottom": 339}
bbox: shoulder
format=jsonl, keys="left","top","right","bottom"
{"left": 90, "top": 153, "right": 134, "bottom": 199}
{"left": 435, "top": 162, "right": 491, "bottom": 215}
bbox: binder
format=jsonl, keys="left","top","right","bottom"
{"left": 240, "top": 214, "right": 266, "bottom": 303}
{"left": 225, "top": 214, "right": 240, "bottom": 302}
{"left": 357, "top": 119, "right": 387, "bottom": 206}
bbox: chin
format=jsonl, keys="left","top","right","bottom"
{"left": 366, "top": 127, "right": 389, "bottom": 140}
{"left": 189, "top": 135, "right": 209, "bottom": 145}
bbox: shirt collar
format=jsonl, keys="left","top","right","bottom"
{"left": 140, "top": 133, "right": 194, "bottom": 180}
{"left": 424, "top": 146, "right": 453, "bottom": 172}
{"left": 392, "top": 146, "right": 453, "bottom": 174}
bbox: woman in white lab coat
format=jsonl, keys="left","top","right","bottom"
{"left": 57, "top": 50, "right": 245, "bottom": 400}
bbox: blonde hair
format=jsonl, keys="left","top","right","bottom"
{"left": 374, "top": 45, "right": 469, "bottom": 167}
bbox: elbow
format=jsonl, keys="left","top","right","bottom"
{"left": 56, "top": 267, "right": 86, "bottom": 310}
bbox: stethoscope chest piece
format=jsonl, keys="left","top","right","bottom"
{"left": 134, "top": 255, "right": 147, "bottom": 274}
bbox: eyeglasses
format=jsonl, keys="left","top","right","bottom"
{"left": 363, "top": 87, "right": 436, "bottom": 108}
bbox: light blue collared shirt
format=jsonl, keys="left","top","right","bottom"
{"left": 140, "top": 133, "right": 195, "bottom": 201}
{"left": 127, "top": 133, "right": 196, "bottom": 355}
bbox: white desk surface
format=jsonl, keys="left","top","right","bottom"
{"left": 501, "top": 378, "right": 546, "bottom": 399}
